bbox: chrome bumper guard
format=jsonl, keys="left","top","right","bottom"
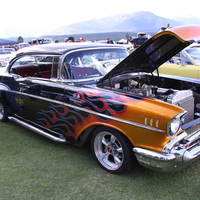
{"left": 133, "top": 119, "right": 200, "bottom": 173}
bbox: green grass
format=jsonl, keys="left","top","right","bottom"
{"left": 0, "top": 121, "right": 199, "bottom": 200}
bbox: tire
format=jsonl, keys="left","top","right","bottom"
{"left": 91, "top": 127, "right": 136, "bottom": 174}
{"left": 0, "top": 101, "right": 8, "bottom": 122}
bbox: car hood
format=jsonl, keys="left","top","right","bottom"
{"left": 98, "top": 25, "right": 200, "bottom": 85}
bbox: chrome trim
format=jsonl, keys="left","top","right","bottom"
{"left": 156, "top": 120, "right": 159, "bottom": 128}
{"left": 144, "top": 118, "right": 159, "bottom": 128}
{"left": 166, "top": 111, "right": 186, "bottom": 137}
{"left": 175, "top": 111, "right": 187, "bottom": 119}
{"left": 14, "top": 90, "right": 165, "bottom": 133}
{"left": 0, "top": 83, "right": 11, "bottom": 91}
{"left": 185, "top": 130, "right": 200, "bottom": 144}
{"left": 163, "top": 131, "right": 188, "bottom": 152}
{"left": 133, "top": 147, "right": 176, "bottom": 161}
{"left": 133, "top": 129, "right": 200, "bottom": 173}
{"left": 183, "top": 145, "right": 200, "bottom": 162}
{"left": 8, "top": 116, "right": 67, "bottom": 143}
{"left": 144, "top": 118, "right": 148, "bottom": 125}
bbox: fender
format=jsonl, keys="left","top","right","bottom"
{"left": 0, "top": 83, "right": 11, "bottom": 91}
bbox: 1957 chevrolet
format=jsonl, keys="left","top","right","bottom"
{"left": 0, "top": 25, "right": 200, "bottom": 174}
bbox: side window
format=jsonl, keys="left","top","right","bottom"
{"left": 168, "top": 53, "right": 180, "bottom": 64}
{"left": 185, "top": 48, "right": 200, "bottom": 65}
{"left": 10, "top": 55, "right": 39, "bottom": 77}
{"left": 180, "top": 52, "right": 192, "bottom": 65}
{"left": 62, "top": 49, "right": 128, "bottom": 79}
{"left": 10, "top": 55, "right": 59, "bottom": 79}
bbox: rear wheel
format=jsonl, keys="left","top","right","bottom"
{"left": 91, "top": 127, "right": 136, "bottom": 174}
{"left": 0, "top": 101, "right": 8, "bottom": 122}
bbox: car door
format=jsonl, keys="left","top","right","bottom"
{"left": 159, "top": 52, "right": 200, "bottom": 78}
{"left": 8, "top": 55, "right": 67, "bottom": 129}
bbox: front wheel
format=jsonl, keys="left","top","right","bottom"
{"left": 91, "top": 127, "right": 136, "bottom": 174}
{"left": 0, "top": 101, "right": 8, "bottom": 122}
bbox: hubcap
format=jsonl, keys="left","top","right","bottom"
{"left": 94, "top": 131, "right": 124, "bottom": 171}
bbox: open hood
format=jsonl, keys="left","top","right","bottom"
{"left": 98, "top": 25, "right": 200, "bottom": 85}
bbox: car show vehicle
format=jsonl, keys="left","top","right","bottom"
{"left": 156, "top": 43, "right": 200, "bottom": 78}
{"left": 14, "top": 43, "right": 30, "bottom": 51}
{"left": 0, "top": 48, "right": 16, "bottom": 67}
{"left": 28, "top": 38, "right": 54, "bottom": 45}
{"left": 0, "top": 25, "right": 200, "bottom": 174}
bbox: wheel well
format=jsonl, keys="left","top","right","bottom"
{"left": 75, "top": 124, "right": 134, "bottom": 148}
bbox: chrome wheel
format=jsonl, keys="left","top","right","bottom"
{"left": 94, "top": 131, "right": 124, "bottom": 171}
{"left": 91, "top": 127, "right": 135, "bottom": 174}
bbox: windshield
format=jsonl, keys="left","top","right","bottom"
{"left": 185, "top": 47, "right": 200, "bottom": 64}
{"left": 62, "top": 48, "right": 128, "bottom": 79}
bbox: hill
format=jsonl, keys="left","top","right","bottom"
{"left": 48, "top": 11, "right": 183, "bottom": 35}
{"left": 8, "top": 11, "right": 200, "bottom": 43}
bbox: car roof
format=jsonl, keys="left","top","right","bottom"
{"left": 185, "top": 43, "right": 200, "bottom": 49}
{"left": 16, "top": 42, "right": 125, "bottom": 56}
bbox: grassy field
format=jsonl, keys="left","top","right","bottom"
{"left": 0, "top": 121, "right": 199, "bottom": 200}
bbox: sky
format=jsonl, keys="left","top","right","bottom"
{"left": 1, "top": 0, "right": 200, "bottom": 38}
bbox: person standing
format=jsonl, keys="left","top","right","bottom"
{"left": 65, "top": 37, "right": 75, "bottom": 42}
{"left": 79, "top": 37, "right": 85, "bottom": 42}
{"left": 107, "top": 38, "right": 114, "bottom": 44}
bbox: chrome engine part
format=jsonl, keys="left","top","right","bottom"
{"left": 156, "top": 88, "right": 194, "bottom": 123}
{"left": 115, "top": 79, "right": 195, "bottom": 124}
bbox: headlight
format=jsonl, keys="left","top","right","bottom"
{"left": 167, "top": 117, "right": 181, "bottom": 136}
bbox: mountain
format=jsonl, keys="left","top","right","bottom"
{"left": 7, "top": 11, "right": 200, "bottom": 42}
{"left": 49, "top": 11, "right": 184, "bottom": 35}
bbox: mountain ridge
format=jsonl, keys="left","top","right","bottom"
{"left": 49, "top": 11, "right": 193, "bottom": 36}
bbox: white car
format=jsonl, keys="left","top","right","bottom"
{"left": 0, "top": 48, "right": 16, "bottom": 67}
{"left": 14, "top": 43, "right": 30, "bottom": 50}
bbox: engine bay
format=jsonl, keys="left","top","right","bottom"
{"left": 107, "top": 74, "right": 200, "bottom": 123}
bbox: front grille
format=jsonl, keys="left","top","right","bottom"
{"left": 185, "top": 121, "right": 200, "bottom": 135}
{"left": 176, "top": 96, "right": 194, "bottom": 123}
{"left": 167, "top": 90, "right": 194, "bottom": 123}
{"left": 165, "top": 90, "right": 194, "bottom": 124}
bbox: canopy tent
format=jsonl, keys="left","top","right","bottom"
{"left": 117, "top": 39, "right": 128, "bottom": 44}
{"left": 0, "top": 38, "right": 18, "bottom": 46}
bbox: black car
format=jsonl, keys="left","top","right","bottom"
{"left": 0, "top": 26, "right": 200, "bottom": 174}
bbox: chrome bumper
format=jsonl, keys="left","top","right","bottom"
{"left": 133, "top": 123, "right": 200, "bottom": 173}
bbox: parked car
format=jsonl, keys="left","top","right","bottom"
{"left": 0, "top": 48, "right": 16, "bottom": 67}
{"left": 155, "top": 43, "right": 200, "bottom": 78}
{"left": 28, "top": 38, "right": 54, "bottom": 45}
{"left": 0, "top": 25, "right": 200, "bottom": 174}
{"left": 0, "top": 47, "right": 15, "bottom": 54}
{"left": 94, "top": 40, "right": 116, "bottom": 44}
{"left": 14, "top": 43, "right": 30, "bottom": 51}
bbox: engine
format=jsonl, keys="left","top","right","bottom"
{"left": 113, "top": 77, "right": 196, "bottom": 124}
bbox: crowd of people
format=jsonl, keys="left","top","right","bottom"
{"left": 53, "top": 36, "right": 137, "bottom": 54}
{"left": 54, "top": 36, "right": 86, "bottom": 43}
{"left": 54, "top": 36, "right": 119, "bottom": 44}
